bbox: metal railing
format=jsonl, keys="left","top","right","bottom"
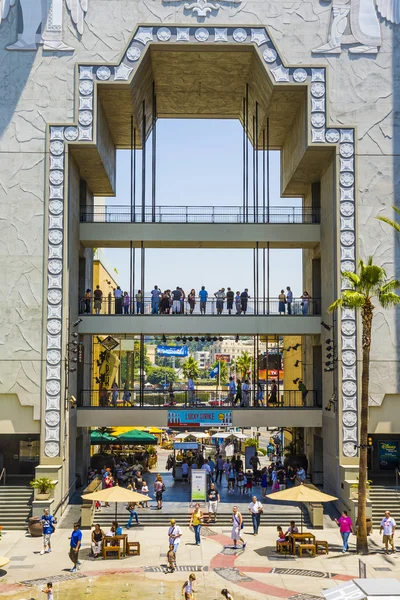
{"left": 79, "top": 388, "right": 320, "bottom": 409}
{"left": 79, "top": 295, "right": 320, "bottom": 316}
{"left": 80, "top": 205, "right": 320, "bottom": 225}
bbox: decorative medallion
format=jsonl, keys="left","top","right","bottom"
{"left": 96, "top": 66, "right": 111, "bottom": 80}
{"left": 311, "top": 82, "right": 325, "bottom": 98}
{"left": 44, "top": 442, "right": 60, "bottom": 458}
{"left": 47, "top": 350, "right": 61, "bottom": 365}
{"left": 49, "top": 230, "right": 63, "bottom": 244}
{"left": 214, "top": 28, "right": 227, "bottom": 42}
{"left": 340, "top": 202, "right": 355, "bottom": 217}
{"left": 342, "top": 320, "right": 356, "bottom": 335}
{"left": 78, "top": 111, "right": 93, "bottom": 126}
{"left": 157, "top": 27, "right": 171, "bottom": 41}
{"left": 48, "top": 290, "right": 62, "bottom": 304}
{"left": 311, "top": 113, "right": 325, "bottom": 128}
{"left": 195, "top": 28, "right": 209, "bottom": 42}
{"left": 342, "top": 442, "right": 357, "bottom": 458}
{"left": 47, "top": 320, "right": 62, "bottom": 335}
{"left": 177, "top": 28, "right": 190, "bottom": 42}
{"left": 45, "top": 411, "right": 61, "bottom": 426}
{"left": 78, "top": 80, "right": 93, "bottom": 95}
{"left": 49, "top": 171, "right": 64, "bottom": 185}
{"left": 342, "top": 351, "right": 356, "bottom": 366}
{"left": 64, "top": 127, "right": 79, "bottom": 141}
{"left": 325, "top": 129, "right": 340, "bottom": 143}
{"left": 342, "top": 381, "right": 357, "bottom": 396}
{"left": 263, "top": 48, "right": 277, "bottom": 63}
{"left": 340, "top": 231, "right": 355, "bottom": 246}
{"left": 45, "top": 380, "right": 61, "bottom": 396}
{"left": 340, "top": 143, "right": 354, "bottom": 158}
{"left": 50, "top": 141, "right": 64, "bottom": 155}
{"left": 127, "top": 46, "right": 141, "bottom": 61}
{"left": 134, "top": 27, "right": 153, "bottom": 45}
{"left": 114, "top": 63, "right": 134, "bottom": 81}
{"left": 293, "top": 68, "right": 308, "bottom": 82}
{"left": 48, "top": 259, "right": 62, "bottom": 274}
{"left": 232, "top": 28, "right": 247, "bottom": 43}
{"left": 251, "top": 29, "right": 268, "bottom": 46}
{"left": 271, "top": 65, "right": 290, "bottom": 82}
{"left": 340, "top": 172, "right": 354, "bottom": 187}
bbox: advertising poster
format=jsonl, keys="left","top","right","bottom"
{"left": 245, "top": 445, "right": 257, "bottom": 469}
{"left": 191, "top": 469, "right": 207, "bottom": 503}
{"left": 378, "top": 441, "right": 399, "bottom": 470}
{"left": 168, "top": 409, "right": 232, "bottom": 427}
{"left": 156, "top": 345, "right": 189, "bottom": 357}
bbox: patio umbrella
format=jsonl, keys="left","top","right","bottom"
{"left": 82, "top": 485, "right": 151, "bottom": 521}
{"left": 267, "top": 483, "right": 337, "bottom": 532}
{"left": 90, "top": 431, "right": 117, "bottom": 445}
{"left": 116, "top": 429, "right": 157, "bottom": 445}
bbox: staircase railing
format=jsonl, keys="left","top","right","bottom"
{"left": 0, "top": 468, "right": 6, "bottom": 486}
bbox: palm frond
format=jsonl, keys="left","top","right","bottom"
{"left": 359, "top": 258, "right": 386, "bottom": 287}
{"left": 341, "top": 291, "right": 366, "bottom": 308}
{"left": 328, "top": 298, "right": 343, "bottom": 313}
{"left": 379, "top": 279, "right": 400, "bottom": 294}
{"left": 342, "top": 271, "right": 360, "bottom": 287}
{"left": 377, "top": 215, "right": 400, "bottom": 233}
{"left": 378, "top": 291, "right": 400, "bottom": 308}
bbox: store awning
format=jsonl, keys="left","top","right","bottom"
{"left": 175, "top": 432, "right": 207, "bottom": 440}
{"left": 90, "top": 431, "right": 117, "bottom": 445}
{"left": 116, "top": 429, "right": 157, "bottom": 445}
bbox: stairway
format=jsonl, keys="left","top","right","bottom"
{"left": 93, "top": 506, "right": 309, "bottom": 528}
{"left": 370, "top": 485, "right": 400, "bottom": 528}
{"left": 0, "top": 486, "right": 33, "bottom": 530}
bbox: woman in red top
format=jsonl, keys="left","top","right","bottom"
{"left": 335, "top": 510, "right": 355, "bottom": 553}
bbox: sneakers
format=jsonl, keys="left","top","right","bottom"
{"left": 243, "top": 542, "right": 247, "bottom": 549}
{"left": 40, "top": 550, "right": 45, "bottom": 555}
{"left": 71, "top": 567, "right": 77, "bottom": 573}
{"left": 46, "top": 549, "right": 51, "bottom": 553}
{"left": 77, "top": 560, "right": 82, "bottom": 566}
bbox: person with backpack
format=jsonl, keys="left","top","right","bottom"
{"left": 231, "top": 506, "right": 246, "bottom": 549}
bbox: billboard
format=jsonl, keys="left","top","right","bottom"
{"left": 168, "top": 409, "right": 232, "bottom": 427}
{"left": 191, "top": 469, "right": 207, "bottom": 503}
{"left": 378, "top": 441, "right": 399, "bottom": 470}
{"left": 156, "top": 345, "right": 189, "bottom": 357}
{"left": 215, "top": 354, "right": 230, "bottom": 363}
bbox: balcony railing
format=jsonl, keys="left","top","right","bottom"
{"left": 78, "top": 388, "right": 320, "bottom": 409}
{"left": 80, "top": 205, "right": 320, "bottom": 225}
{"left": 79, "top": 296, "right": 321, "bottom": 316}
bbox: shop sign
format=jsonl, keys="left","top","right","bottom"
{"left": 157, "top": 345, "right": 189, "bottom": 357}
{"left": 191, "top": 469, "right": 207, "bottom": 503}
{"left": 168, "top": 409, "right": 232, "bottom": 427}
{"left": 378, "top": 441, "right": 399, "bottom": 470}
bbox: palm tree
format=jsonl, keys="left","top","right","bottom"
{"left": 329, "top": 257, "right": 400, "bottom": 554}
{"left": 377, "top": 206, "right": 400, "bottom": 233}
{"left": 235, "top": 351, "right": 253, "bottom": 379}
{"left": 182, "top": 356, "right": 200, "bottom": 380}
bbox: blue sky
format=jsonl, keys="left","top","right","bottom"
{"left": 101, "top": 119, "right": 303, "bottom": 298}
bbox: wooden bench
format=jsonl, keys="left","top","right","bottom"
{"left": 315, "top": 540, "right": 329, "bottom": 555}
{"left": 127, "top": 541, "right": 140, "bottom": 556}
{"left": 276, "top": 540, "right": 291, "bottom": 553}
{"left": 298, "top": 543, "right": 316, "bottom": 557}
{"left": 103, "top": 545, "right": 121, "bottom": 559}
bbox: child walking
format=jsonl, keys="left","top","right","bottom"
{"left": 42, "top": 582, "right": 53, "bottom": 600}
{"left": 142, "top": 480, "right": 149, "bottom": 508}
{"left": 166, "top": 543, "right": 176, "bottom": 573}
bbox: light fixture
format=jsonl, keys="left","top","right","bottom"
{"left": 293, "top": 377, "right": 299, "bottom": 384}
{"left": 213, "top": 336, "right": 218, "bottom": 342}
{"left": 326, "top": 339, "right": 332, "bottom": 344}
{"left": 182, "top": 337, "right": 187, "bottom": 344}
{"left": 235, "top": 335, "right": 239, "bottom": 343}
{"left": 194, "top": 337, "right": 199, "bottom": 342}
{"left": 219, "top": 336, "right": 223, "bottom": 342}
{"left": 294, "top": 360, "right": 300, "bottom": 368}
{"left": 284, "top": 346, "right": 292, "bottom": 352}
{"left": 207, "top": 336, "right": 211, "bottom": 342}
{"left": 188, "top": 337, "right": 193, "bottom": 342}
{"left": 176, "top": 336, "right": 181, "bottom": 342}
{"left": 162, "top": 335, "right": 167, "bottom": 343}
{"left": 73, "top": 318, "right": 82, "bottom": 327}
{"left": 292, "top": 343, "right": 300, "bottom": 351}
{"left": 321, "top": 321, "right": 331, "bottom": 331}
{"left": 72, "top": 332, "right": 78, "bottom": 338}
{"left": 201, "top": 337, "right": 205, "bottom": 342}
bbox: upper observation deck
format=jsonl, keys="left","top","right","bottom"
{"left": 80, "top": 205, "right": 320, "bottom": 249}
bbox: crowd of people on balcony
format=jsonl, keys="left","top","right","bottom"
{"left": 81, "top": 284, "right": 311, "bottom": 315}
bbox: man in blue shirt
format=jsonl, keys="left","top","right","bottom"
{"left": 69, "top": 522, "right": 82, "bottom": 572}
{"left": 228, "top": 376, "right": 236, "bottom": 404}
{"left": 40, "top": 508, "right": 55, "bottom": 554}
{"left": 198, "top": 286, "right": 208, "bottom": 314}
{"left": 151, "top": 285, "right": 161, "bottom": 314}
{"left": 188, "top": 377, "right": 195, "bottom": 406}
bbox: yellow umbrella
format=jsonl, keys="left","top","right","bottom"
{"left": 82, "top": 486, "right": 151, "bottom": 521}
{"left": 0, "top": 557, "right": 10, "bottom": 569}
{"left": 267, "top": 483, "right": 337, "bottom": 531}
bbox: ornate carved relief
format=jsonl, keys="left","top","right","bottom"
{"left": 43, "top": 25, "right": 358, "bottom": 458}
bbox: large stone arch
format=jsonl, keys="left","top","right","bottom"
{"left": 43, "top": 24, "right": 358, "bottom": 461}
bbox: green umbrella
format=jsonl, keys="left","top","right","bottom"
{"left": 116, "top": 429, "right": 157, "bottom": 445}
{"left": 90, "top": 431, "right": 117, "bottom": 445}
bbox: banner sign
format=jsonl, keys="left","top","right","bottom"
{"left": 191, "top": 469, "right": 207, "bottom": 503}
{"left": 378, "top": 441, "right": 399, "bottom": 470}
{"left": 215, "top": 354, "right": 230, "bottom": 363}
{"left": 156, "top": 345, "right": 189, "bottom": 357}
{"left": 168, "top": 409, "right": 232, "bottom": 427}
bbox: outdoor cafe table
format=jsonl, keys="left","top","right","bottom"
{"left": 103, "top": 534, "right": 128, "bottom": 558}
{"left": 289, "top": 532, "right": 316, "bottom": 555}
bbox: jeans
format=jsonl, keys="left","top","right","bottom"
{"left": 200, "top": 301, "right": 206, "bottom": 314}
{"left": 127, "top": 510, "right": 139, "bottom": 527}
{"left": 341, "top": 531, "right": 351, "bottom": 551}
{"left": 136, "top": 301, "right": 142, "bottom": 314}
{"left": 173, "top": 542, "right": 180, "bottom": 554}
{"left": 152, "top": 299, "right": 159, "bottom": 314}
{"left": 193, "top": 524, "right": 201, "bottom": 544}
{"left": 123, "top": 304, "right": 129, "bottom": 314}
{"left": 287, "top": 302, "right": 292, "bottom": 315}
{"left": 216, "top": 470, "right": 224, "bottom": 484}
{"left": 251, "top": 513, "right": 261, "bottom": 534}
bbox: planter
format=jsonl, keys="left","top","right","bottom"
{"left": 36, "top": 493, "right": 50, "bottom": 500}
{"left": 28, "top": 516, "right": 42, "bottom": 537}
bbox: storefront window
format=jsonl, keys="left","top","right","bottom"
{"left": 378, "top": 441, "right": 399, "bottom": 470}
{"left": 19, "top": 440, "right": 40, "bottom": 463}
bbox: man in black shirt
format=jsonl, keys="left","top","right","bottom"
{"left": 234, "top": 455, "right": 243, "bottom": 473}
{"left": 207, "top": 483, "right": 220, "bottom": 522}
{"left": 226, "top": 287, "right": 235, "bottom": 315}
{"left": 172, "top": 287, "right": 182, "bottom": 314}
{"left": 240, "top": 288, "right": 250, "bottom": 314}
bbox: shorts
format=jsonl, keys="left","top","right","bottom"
{"left": 383, "top": 534, "right": 394, "bottom": 544}
{"left": 231, "top": 526, "right": 241, "bottom": 541}
{"left": 208, "top": 501, "right": 218, "bottom": 514}
{"left": 156, "top": 491, "right": 163, "bottom": 500}
{"left": 43, "top": 533, "right": 51, "bottom": 546}
{"left": 94, "top": 299, "right": 101, "bottom": 310}
{"left": 227, "top": 299, "right": 233, "bottom": 309}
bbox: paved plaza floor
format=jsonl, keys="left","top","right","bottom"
{"left": 0, "top": 513, "right": 400, "bottom": 600}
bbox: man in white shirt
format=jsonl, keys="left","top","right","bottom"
{"left": 168, "top": 519, "right": 182, "bottom": 554}
{"left": 248, "top": 495, "right": 263, "bottom": 535}
{"left": 207, "top": 483, "right": 220, "bottom": 522}
{"left": 380, "top": 510, "right": 396, "bottom": 554}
